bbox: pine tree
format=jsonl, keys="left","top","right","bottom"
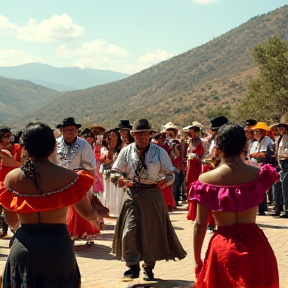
{"left": 238, "top": 36, "right": 288, "bottom": 123}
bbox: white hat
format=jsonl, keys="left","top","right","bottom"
{"left": 164, "top": 122, "right": 178, "bottom": 130}
{"left": 191, "top": 121, "right": 203, "bottom": 129}
{"left": 183, "top": 125, "right": 193, "bottom": 131}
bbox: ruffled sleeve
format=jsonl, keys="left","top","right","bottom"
{"left": 189, "top": 164, "right": 279, "bottom": 212}
{"left": 257, "top": 164, "right": 279, "bottom": 194}
{"left": 0, "top": 170, "right": 94, "bottom": 213}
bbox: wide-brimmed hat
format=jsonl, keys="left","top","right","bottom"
{"left": 251, "top": 122, "right": 270, "bottom": 131}
{"left": 164, "top": 122, "right": 178, "bottom": 131}
{"left": 90, "top": 125, "right": 106, "bottom": 135}
{"left": 58, "top": 117, "right": 81, "bottom": 129}
{"left": 118, "top": 120, "right": 132, "bottom": 130}
{"left": 131, "top": 119, "right": 152, "bottom": 133}
{"left": 269, "top": 123, "right": 288, "bottom": 129}
{"left": 189, "top": 121, "right": 202, "bottom": 130}
{"left": 210, "top": 116, "right": 228, "bottom": 129}
{"left": 183, "top": 125, "right": 193, "bottom": 131}
{"left": 245, "top": 119, "right": 257, "bottom": 127}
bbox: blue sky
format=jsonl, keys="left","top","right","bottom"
{"left": 0, "top": 0, "right": 287, "bottom": 74}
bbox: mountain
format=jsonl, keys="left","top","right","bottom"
{"left": 6, "top": 5, "right": 288, "bottom": 130}
{"left": 0, "top": 76, "right": 61, "bottom": 122}
{"left": 0, "top": 63, "right": 129, "bottom": 91}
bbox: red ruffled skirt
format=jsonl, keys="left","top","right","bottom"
{"left": 195, "top": 223, "right": 279, "bottom": 288}
{"left": 187, "top": 163, "right": 216, "bottom": 223}
{"left": 161, "top": 186, "right": 176, "bottom": 211}
{"left": 67, "top": 207, "right": 100, "bottom": 238}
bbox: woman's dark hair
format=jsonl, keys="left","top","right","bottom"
{"left": 190, "top": 127, "right": 200, "bottom": 133}
{"left": 0, "top": 126, "right": 11, "bottom": 142}
{"left": 102, "top": 129, "right": 122, "bottom": 153}
{"left": 121, "top": 129, "right": 134, "bottom": 144}
{"left": 23, "top": 123, "right": 56, "bottom": 158}
{"left": 154, "top": 132, "right": 166, "bottom": 140}
{"left": 216, "top": 124, "right": 246, "bottom": 157}
{"left": 79, "top": 128, "right": 95, "bottom": 139}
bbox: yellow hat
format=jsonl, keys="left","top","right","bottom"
{"left": 251, "top": 122, "right": 270, "bottom": 131}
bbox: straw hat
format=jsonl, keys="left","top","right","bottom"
{"left": 90, "top": 125, "right": 106, "bottom": 135}
{"left": 164, "top": 122, "right": 178, "bottom": 131}
{"left": 251, "top": 122, "right": 270, "bottom": 131}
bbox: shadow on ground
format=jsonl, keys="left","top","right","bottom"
{"left": 116, "top": 279, "right": 194, "bottom": 288}
{"left": 257, "top": 223, "right": 288, "bottom": 229}
{"left": 74, "top": 243, "right": 115, "bottom": 260}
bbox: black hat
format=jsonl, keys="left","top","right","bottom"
{"left": 58, "top": 117, "right": 81, "bottom": 129}
{"left": 210, "top": 116, "right": 228, "bottom": 129}
{"left": 245, "top": 119, "right": 257, "bottom": 127}
{"left": 131, "top": 119, "right": 152, "bottom": 133}
{"left": 118, "top": 120, "right": 132, "bottom": 130}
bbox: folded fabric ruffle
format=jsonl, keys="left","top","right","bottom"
{"left": 0, "top": 170, "right": 94, "bottom": 213}
{"left": 189, "top": 164, "right": 279, "bottom": 212}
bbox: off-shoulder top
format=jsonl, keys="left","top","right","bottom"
{"left": 189, "top": 164, "right": 279, "bottom": 212}
{"left": 0, "top": 170, "right": 94, "bottom": 213}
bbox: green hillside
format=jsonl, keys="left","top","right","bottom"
{"left": 7, "top": 5, "right": 288, "bottom": 130}
{"left": 0, "top": 76, "right": 61, "bottom": 122}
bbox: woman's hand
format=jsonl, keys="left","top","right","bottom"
{"left": 157, "top": 179, "right": 167, "bottom": 190}
{"left": 89, "top": 219, "right": 100, "bottom": 230}
{"left": 194, "top": 259, "right": 203, "bottom": 278}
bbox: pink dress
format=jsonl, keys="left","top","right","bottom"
{"left": 190, "top": 165, "right": 279, "bottom": 288}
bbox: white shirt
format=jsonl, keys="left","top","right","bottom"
{"left": 277, "top": 134, "right": 288, "bottom": 161}
{"left": 112, "top": 142, "right": 174, "bottom": 185}
{"left": 249, "top": 136, "right": 272, "bottom": 163}
{"left": 56, "top": 136, "right": 96, "bottom": 170}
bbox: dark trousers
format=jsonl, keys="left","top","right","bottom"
{"left": 258, "top": 199, "right": 267, "bottom": 214}
{"left": 279, "top": 159, "right": 288, "bottom": 213}
{"left": 272, "top": 182, "right": 283, "bottom": 212}
{"left": 0, "top": 205, "right": 8, "bottom": 234}
{"left": 173, "top": 169, "right": 184, "bottom": 204}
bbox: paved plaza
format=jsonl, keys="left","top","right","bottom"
{"left": 1, "top": 206, "right": 288, "bottom": 288}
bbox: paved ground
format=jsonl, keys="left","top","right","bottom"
{"left": 1, "top": 206, "right": 288, "bottom": 288}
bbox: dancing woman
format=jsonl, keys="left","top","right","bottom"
{"left": 191, "top": 124, "right": 279, "bottom": 288}
{"left": 0, "top": 123, "right": 99, "bottom": 288}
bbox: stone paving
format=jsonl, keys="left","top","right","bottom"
{"left": 1, "top": 206, "right": 288, "bottom": 288}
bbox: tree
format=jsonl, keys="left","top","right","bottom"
{"left": 208, "top": 105, "right": 231, "bottom": 120}
{"left": 238, "top": 36, "right": 288, "bottom": 123}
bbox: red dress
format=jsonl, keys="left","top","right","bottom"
{"left": 186, "top": 138, "right": 204, "bottom": 220}
{"left": 0, "top": 144, "right": 22, "bottom": 190}
{"left": 190, "top": 165, "right": 279, "bottom": 288}
{"left": 67, "top": 206, "right": 100, "bottom": 238}
{"left": 156, "top": 142, "right": 175, "bottom": 210}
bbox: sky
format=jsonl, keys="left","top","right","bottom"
{"left": 0, "top": 0, "right": 287, "bottom": 74}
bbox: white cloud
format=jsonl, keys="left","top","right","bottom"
{"left": 193, "top": 0, "right": 218, "bottom": 4}
{"left": 75, "top": 39, "right": 129, "bottom": 58}
{"left": 0, "top": 14, "right": 84, "bottom": 42}
{"left": 57, "top": 39, "right": 129, "bottom": 60}
{"left": 57, "top": 39, "right": 130, "bottom": 70}
{"left": 69, "top": 47, "right": 173, "bottom": 74}
{"left": 0, "top": 15, "right": 19, "bottom": 36}
{"left": 138, "top": 49, "right": 173, "bottom": 66}
{"left": 57, "top": 40, "right": 173, "bottom": 74}
{"left": 0, "top": 49, "right": 45, "bottom": 66}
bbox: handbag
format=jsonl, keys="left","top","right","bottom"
{"left": 90, "top": 194, "right": 109, "bottom": 216}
